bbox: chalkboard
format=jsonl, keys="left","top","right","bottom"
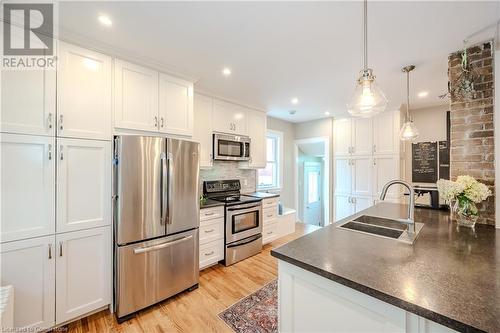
{"left": 438, "top": 140, "right": 450, "bottom": 180}
{"left": 412, "top": 142, "right": 438, "bottom": 183}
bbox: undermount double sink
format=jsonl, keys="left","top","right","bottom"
{"left": 337, "top": 215, "right": 424, "bottom": 244}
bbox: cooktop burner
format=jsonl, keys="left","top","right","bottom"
{"left": 203, "top": 180, "right": 262, "bottom": 206}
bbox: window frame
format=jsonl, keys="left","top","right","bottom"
{"left": 257, "top": 130, "right": 284, "bottom": 191}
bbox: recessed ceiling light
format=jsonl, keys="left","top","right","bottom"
{"left": 418, "top": 91, "right": 429, "bottom": 98}
{"left": 98, "top": 15, "right": 112, "bottom": 27}
{"left": 222, "top": 67, "right": 231, "bottom": 77}
{"left": 291, "top": 97, "right": 299, "bottom": 105}
{"left": 324, "top": 111, "right": 330, "bottom": 116}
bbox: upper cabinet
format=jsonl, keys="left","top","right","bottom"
{"left": 333, "top": 119, "right": 352, "bottom": 156}
{"left": 159, "top": 74, "right": 193, "bottom": 136}
{"left": 212, "top": 99, "right": 247, "bottom": 135}
{"left": 243, "top": 110, "right": 267, "bottom": 168}
{"left": 57, "top": 42, "right": 112, "bottom": 140}
{"left": 193, "top": 93, "right": 214, "bottom": 168}
{"left": 373, "top": 111, "right": 398, "bottom": 155}
{"left": 114, "top": 59, "right": 159, "bottom": 132}
{"left": 351, "top": 117, "right": 373, "bottom": 156}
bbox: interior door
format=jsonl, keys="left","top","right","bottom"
{"left": 116, "top": 136, "right": 164, "bottom": 244}
{"left": 57, "top": 42, "right": 111, "bottom": 140}
{"left": 303, "top": 162, "right": 322, "bottom": 226}
{"left": 167, "top": 139, "right": 200, "bottom": 235}
{"left": 56, "top": 138, "right": 111, "bottom": 233}
{"left": 1, "top": 134, "right": 55, "bottom": 242}
{"left": 0, "top": 236, "right": 55, "bottom": 330}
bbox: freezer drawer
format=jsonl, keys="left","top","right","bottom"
{"left": 115, "top": 229, "right": 199, "bottom": 318}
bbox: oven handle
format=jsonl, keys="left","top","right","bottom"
{"left": 227, "top": 204, "right": 261, "bottom": 211}
{"left": 227, "top": 234, "right": 262, "bottom": 248}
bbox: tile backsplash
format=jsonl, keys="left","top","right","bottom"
{"left": 200, "top": 161, "right": 257, "bottom": 194}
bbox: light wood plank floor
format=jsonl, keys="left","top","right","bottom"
{"left": 64, "top": 223, "right": 319, "bottom": 333}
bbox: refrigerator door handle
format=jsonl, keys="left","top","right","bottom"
{"left": 161, "top": 153, "right": 168, "bottom": 225}
{"left": 133, "top": 235, "right": 193, "bottom": 254}
{"left": 166, "top": 152, "right": 173, "bottom": 225}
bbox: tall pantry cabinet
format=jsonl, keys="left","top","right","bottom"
{"left": 0, "top": 40, "right": 112, "bottom": 330}
{"left": 333, "top": 111, "right": 401, "bottom": 221}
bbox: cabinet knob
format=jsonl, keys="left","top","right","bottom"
{"left": 160, "top": 117, "right": 164, "bottom": 128}
{"left": 48, "top": 144, "right": 52, "bottom": 160}
{"left": 60, "top": 145, "right": 64, "bottom": 160}
{"left": 154, "top": 116, "right": 158, "bottom": 128}
{"left": 59, "top": 114, "right": 63, "bottom": 131}
{"left": 47, "top": 113, "right": 53, "bottom": 129}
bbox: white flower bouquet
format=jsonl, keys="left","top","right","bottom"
{"left": 437, "top": 176, "right": 491, "bottom": 227}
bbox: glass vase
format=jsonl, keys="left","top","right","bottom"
{"left": 451, "top": 199, "right": 478, "bottom": 228}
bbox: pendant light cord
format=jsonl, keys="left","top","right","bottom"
{"left": 406, "top": 70, "right": 411, "bottom": 120}
{"left": 363, "top": 0, "right": 368, "bottom": 70}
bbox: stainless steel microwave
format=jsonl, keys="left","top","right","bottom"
{"left": 213, "top": 133, "right": 251, "bottom": 161}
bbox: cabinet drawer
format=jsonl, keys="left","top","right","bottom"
{"left": 263, "top": 207, "right": 277, "bottom": 221}
{"left": 262, "top": 197, "right": 279, "bottom": 209}
{"left": 200, "top": 206, "right": 224, "bottom": 222}
{"left": 199, "top": 239, "right": 224, "bottom": 270}
{"left": 199, "top": 219, "right": 224, "bottom": 245}
{"left": 263, "top": 222, "right": 279, "bottom": 245}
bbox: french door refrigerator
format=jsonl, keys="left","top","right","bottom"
{"left": 113, "top": 136, "right": 200, "bottom": 320}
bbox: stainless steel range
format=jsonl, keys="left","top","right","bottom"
{"left": 203, "top": 180, "right": 263, "bottom": 265}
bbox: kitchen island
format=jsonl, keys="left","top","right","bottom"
{"left": 271, "top": 203, "right": 500, "bottom": 333}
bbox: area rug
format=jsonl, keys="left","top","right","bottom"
{"left": 218, "top": 279, "right": 278, "bottom": 333}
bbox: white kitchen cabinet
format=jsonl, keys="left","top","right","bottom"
{"left": 159, "top": 73, "right": 193, "bottom": 136}
{"left": 55, "top": 227, "right": 111, "bottom": 324}
{"left": 334, "top": 194, "right": 354, "bottom": 222}
{"left": 373, "top": 155, "right": 401, "bottom": 199}
{"left": 57, "top": 42, "right": 111, "bottom": 140}
{"left": 1, "top": 134, "right": 55, "bottom": 242}
{"left": 262, "top": 197, "right": 279, "bottom": 245}
{"left": 353, "top": 196, "right": 373, "bottom": 213}
{"left": 334, "top": 157, "right": 352, "bottom": 195}
{"left": 212, "top": 99, "right": 247, "bottom": 135}
{"left": 333, "top": 118, "right": 352, "bottom": 156}
{"left": 0, "top": 236, "right": 55, "bottom": 330}
{"left": 199, "top": 206, "right": 225, "bottom": 270}
{"left": 56, "top": 138, "right": 111, "bottom": 233}
{"left": 193, "top": 93, "right": 214, "bottom": 168}
{"left": 1, "top": 27, "right": 56, "bottom": 137}
{"left": 352, "top": 156, "right": 372, "bottom": 196}
{"left": 241, "top": 110, "right": 267, "bottom": 168}
{"left": 352, "top": 117, "right": 373, "bottom": 156}
{"left": 114, "top": 59, "right": 159, "bottom": 132}
{"left": 374, "top": 111, "right": 398, "bottom": 155}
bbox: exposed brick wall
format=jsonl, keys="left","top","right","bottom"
{"left": 448, "top": 41, "right": 495, "bottom": 225}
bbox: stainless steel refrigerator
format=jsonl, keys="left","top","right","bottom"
{"left": 113, "top": 136, "right": 200, "bottom": 320}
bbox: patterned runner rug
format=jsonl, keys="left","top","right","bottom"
{"left": 218, "top": 279, "right": 278, "bottom": 333}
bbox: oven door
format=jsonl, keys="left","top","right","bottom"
{"left": 213, "top": 133, "right": 250, "bottom": 161}
{"left": 226, "top": 203, "right": 262, "bottom": 243}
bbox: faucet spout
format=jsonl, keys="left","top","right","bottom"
{"left": 380, "top": 180, "right": 415, "bottom": 233}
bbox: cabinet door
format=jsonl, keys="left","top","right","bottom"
{"left": 373, "top": 155, "right": 400, "bottom": 199}
{"left": 374, "top": 111, "right": 397, "bottom": 155}
{"left": 0, "top": 236, "right": 55, "bottom": 330}
{"left": 353, "top": 196, "right": 373, "bottom": 213}
{"left": 1, "top": 26, "right": 55, "bottom": 136}
{"left": 334, "top": 157, "right": 352, "bottom": 195}
{"left": 334, "top": 194, "right": 353, "bottom": 222}
{"left": 212, "top": 99, "right": 247, "bottom": 135}
{"left": 56, "top": 227, "right": 111, "bottom": 324}
{"left": 352, "top": 157, "right": 372, "bottom": 196}
{"left": 1, "top": 134, "right": 55, "bottom": 242}
{"left": 352, "top": 117, "right": 373, "bottom": 155}
{"left": 114, "top": 59, "right": 159, "bottom": 132}
{"left": 57, "top": 42, "right": 111, "bottom": 140}
{"left": 244, "top": 110, "right": 267, "bottom": 168}
{"left": 57, "top": 138, "right": 111, "bottom": 233}
{"left": 333, "top": 118, "right": 352, "bottom": 156}
{"left": 193, "top": 93, "right": 214, "bottom": 168}
{"left": 159, "top": 73, "right": 193, "bottom": 136}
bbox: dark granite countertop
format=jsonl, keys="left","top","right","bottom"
{"left": 245, "top": 192, "right": 280, "bottom": 199}
{"left": 200, "top": 199, "right": 225, "bottom": 209}
{"left": 271, "top": 202, "right": 500, "bottom": 333}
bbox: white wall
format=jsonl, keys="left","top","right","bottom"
{"left": 403, "top": 104, "right": 449, "bottom": 181}
{"left": 266, "top": 116, "right": 296, "bottom": 209}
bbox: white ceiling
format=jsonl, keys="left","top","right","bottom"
{"left": 58, "top": 1, "right": 499, "bottom": 123}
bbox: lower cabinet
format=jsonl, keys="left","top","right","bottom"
{"left": 262, "top": 198, "right": 279, "bottom": 245}
{"left": 334, "top": 195, "right": 375, "bottom": 221}
{"left": 0, "top": 227, "right": 111, "bottom": 330}
{"left": 199, "top": 206, "right": 225, "bottom": 270}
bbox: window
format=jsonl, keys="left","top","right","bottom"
{"left": 258, "top": 131, "right": 282, "bottom": 189}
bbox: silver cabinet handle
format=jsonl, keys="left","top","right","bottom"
{"left": 373, "top": 144, "right": 377, "bottom": 153}
{"left": 267, "top": 231, "right": 273, "bottom": 235}
{"left": 47, "top": 113, "right": 53, "bottom": 129}
{"left": 267, "top": 214, "right": 273, "bottom": 218}
{"left": 204, "top": 251, "right": 214, "bottom": 256}
{"left": 48, "top": 144, "right": 52, "bottom": 160}
{"left": 60, "top": 145, "right": 64, "bottom": 160}
{"left": 133, "top": 235, "right": 193, "bottom": 254}
{"left": 59, "top": 114, "right": 63, "bottom": 131}
{"left": 59, "top": 242, "right": 63, "bottom": 257}
{"left": 48, "top": 244, "right": 52, "bottom": 259}
{"left": 154, "top": 116, "right": 158, "bottom": 128}
{"left": 160, "top": 117, "right": 164, "bottom": 128}
{"left": 204, "top": 229, "right": 215, "bottom": 233}
{"left": 204, "top": 212, "right": 215, "bottom": 216}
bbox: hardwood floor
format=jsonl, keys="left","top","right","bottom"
{"left": 64, "top": 223, "right": 319, "bottom": 333}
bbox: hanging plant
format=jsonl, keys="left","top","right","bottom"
{"left": 448, "top": 47, "right": 480, "bottom": 102}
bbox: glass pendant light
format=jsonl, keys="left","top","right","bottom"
{"left": 347, "top": 0, "right": 388, "bottom": 117}
{"left": 399, "top": 65, "right": 419, "bottom": 141}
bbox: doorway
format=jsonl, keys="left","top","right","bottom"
{"left": 294, "top": 137, "right": 330, "bottom": 227}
